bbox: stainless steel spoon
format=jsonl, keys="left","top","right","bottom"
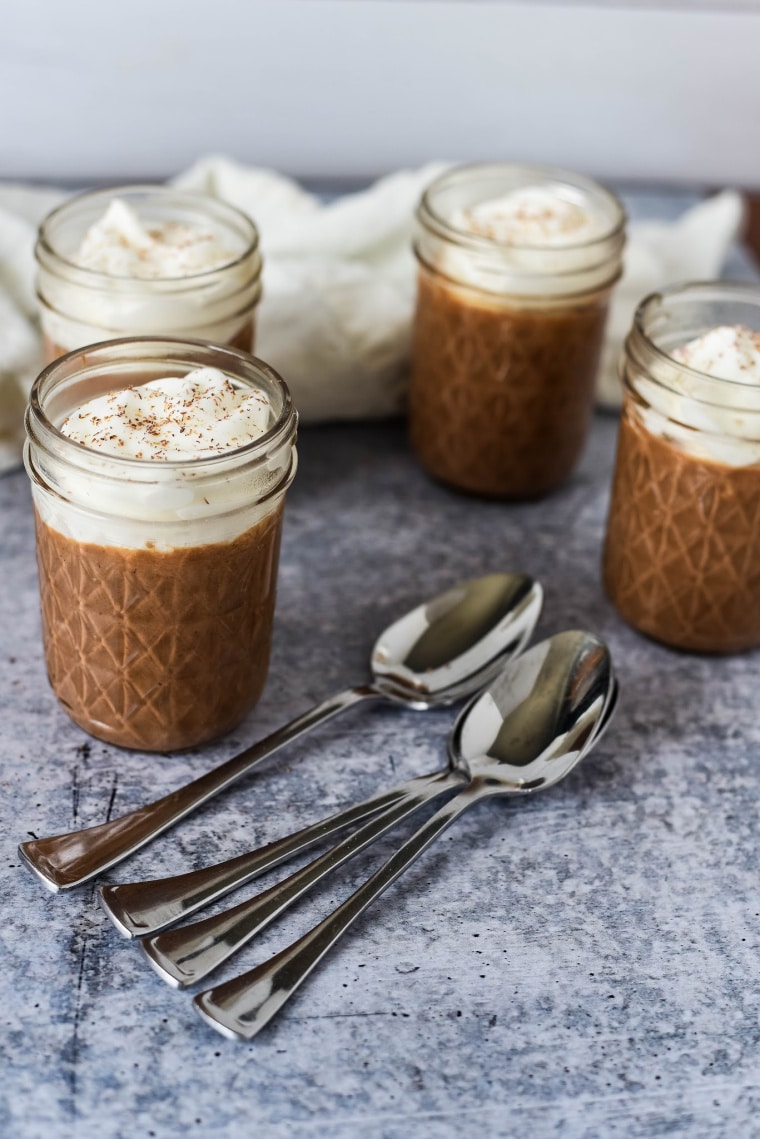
{"left": 19, "top": 572, "right": 542, "bottom": 893}
{"left": 193, "top": 630, "right": 614, "bottom": 1040}
{"left": 142, "top": 662, "right": 616, "bottom": 989}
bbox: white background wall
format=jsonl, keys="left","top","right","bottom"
{"left": 3, "top": 0, "right": 760, "bottom": 186}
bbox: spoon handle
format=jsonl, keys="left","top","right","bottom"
{"left": 194, "top": 782, "right": 487, "bottom": 1040}
{"left": 142, "top": 769, "right": 463, "bottom": 987}
{"left": 19, "top": 685, "right": 380, "bottom": 893}
{"left": 100, "top": 769, "right": 450, "bottom": 938}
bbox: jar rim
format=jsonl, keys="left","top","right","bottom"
{"left": 414, "top": 244, "right": 623, "bottom": 303}
{"left": 27, "top": 335, "right": 297, "bottom": 474}
{"left": 630, "top": 280, "right": 760, "bottom": 393}
{"left": 36, "top": 184, "right": 260, "bottom": 284}
{"left": 418, "top": 162, "right": 626, "bottom": 254}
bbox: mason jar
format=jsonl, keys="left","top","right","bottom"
{"left": 36, "top": 186, "right": 262, "bottom": 363}
{"left": 24, "top": 338, "right": 297, "bottom": 751}
{"left": 604, "top": 282, "right": 760, "bottom": 653}
{"left": 409, "top": 164, "right": 626, "bottom": 498}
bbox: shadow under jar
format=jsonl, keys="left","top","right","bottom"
{"left": 24, "top": 338, "right": 298, "bottom": 751}
{"left": 36, "top": 186, "right": 262, "bottom": 364}
{"left": 409, "top": 164, "right": 626, "bottom": 499}
{"left": 604, "top": 282, "right": 760, "bottom": 654}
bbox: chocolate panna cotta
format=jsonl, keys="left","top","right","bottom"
{"left": 35, "top": 507, "right": 283, "bottom": 751}
{"left": 604, "top": 307, "right": 760, "bottom": 654}
{"left": 411, "top": 270, "right": 607, "bottom": 499}
{"left": 409, "top": 166, "right": 626, "bottom": 499}
{"left": 25, "top": 344, "right": 297, "bottom": 751}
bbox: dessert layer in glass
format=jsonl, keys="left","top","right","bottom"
{"left": 410, "top": 268, "right": 608, "bottom": 498}
{"left": 604, "top": 407, "right": 760, "bottom": 653}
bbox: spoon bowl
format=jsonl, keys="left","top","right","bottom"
{"left": 372, "top": 573, "right": 542, "bottom": 707}
{"left": 451, "top": 629, "right": 612, "bottom": 791}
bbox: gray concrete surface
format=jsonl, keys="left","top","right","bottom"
{"left": 2, "top": 407, "right": 759, "bottom": 1138}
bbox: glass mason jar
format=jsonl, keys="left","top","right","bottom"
{"left": 409, "top": 164, "right": 626, "bottom": 498}
{"left": 24, "top": 337, "right": 298, "bottom": 751}
{"left": 36, "top": 186, "right": 262, "bottom": 363}
{"left": 604, "top": 282, "right": 760, "bottom": 653}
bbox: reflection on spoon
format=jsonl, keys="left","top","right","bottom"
{"left": 20, "top": 572, "right": 542, "bottom": 893}
{"left": 194, "top": 630, "right": 615, "bottom": 1040}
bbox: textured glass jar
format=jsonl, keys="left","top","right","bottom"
{"left": 604, "top": 282, "right": 760, "bottom": 653}
{"left": 409, "top": 164, "right": 626, "bottom": 499}
{"left": 36, "top": 186, "right": 262, "bottom": 363}
{"left": 25, "top": 337, "right": 297, "bottom": 751}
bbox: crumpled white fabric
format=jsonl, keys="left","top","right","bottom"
{"left": 0, "top": 156, "right": 746, "bottom": 473}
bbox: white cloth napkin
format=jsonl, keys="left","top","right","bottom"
{"left": 0, "top": 156, "right": 746, "bottom": 474}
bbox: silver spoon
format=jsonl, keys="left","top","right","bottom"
{"left": 19, "top": 573, "right": 542, "bottom": 893}
{"left": 98, "top": 572, "right": 543, "bottom": 938}
{"left": 141, "top": 662, "right": 616, "bottom": 989}
{"left": 193, "top": 630, "right": 614, "bottom": 1040}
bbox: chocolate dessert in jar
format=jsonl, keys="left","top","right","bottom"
{"left": 604, "top": 282, "right": 760, "bottom": 653}
{"left": 36, "top": 187, "right": 262, "bottom": 363}
{"left": 24, "top": 337, "right": 297, "bottom": 751}
{"left": 410, "top": 164, "right": 626, "bottom": 498}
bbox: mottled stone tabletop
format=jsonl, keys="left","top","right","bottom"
{"left": 2, "top": 198, "right": 760, "bottom": 1139}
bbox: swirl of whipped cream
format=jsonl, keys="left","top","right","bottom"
{"left": 451, "top": 185, "right": 605, "bottom": 247}
{"left": 37, "top": 190, "right": 262, "bottom": 353}
{"left": 29, "top": 366, "right": 289, "bottom": 550}
{"left": 60, "top": 367, "right": 271, "bottom": 460}
{"left": 638, "top": 325, "right": 760, "bottom": 467}
{"left": 74, "top": 199, "right": 237, "bottom": 278}
{"left": 670, "top": 324, "right": 760, "bottom": 383}
{"left": 428, "top": 180, "right": 621, "bottom": 300}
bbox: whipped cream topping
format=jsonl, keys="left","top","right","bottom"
{"left": 427, "top": 180, "right": 622, "bottom": 301}
{"left": 670, "top": 324, "right": 760, "bottom": 383}
{"left": 60, "top": 368, "right": 271, "bottom": 460}
{"left": 451, "top": 186, "right": 604, "bottom": 247}
{"left": 638, "top": 324, "right": 760, "bottom": 467}
{"left": 73, "top": 199, "right": 236, "bottom": 278}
